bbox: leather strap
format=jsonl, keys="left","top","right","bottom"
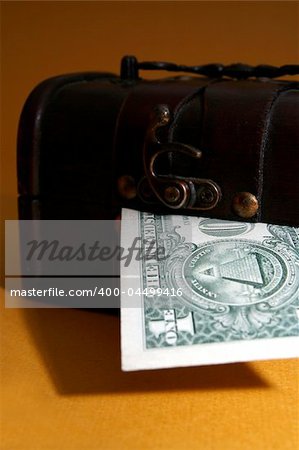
{"left": 171, "top": 79, "right": 298, "bottom": 221}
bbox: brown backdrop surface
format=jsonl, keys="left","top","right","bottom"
{"left": 1, "top": 2, "right": 298, "bottom": 449}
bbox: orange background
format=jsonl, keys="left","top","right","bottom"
{"left": 1, "top": 2, "right": 298, "bottom": 449}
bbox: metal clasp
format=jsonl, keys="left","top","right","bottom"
{"left": 140, "top": 104, "right": 221, "bottom": 211}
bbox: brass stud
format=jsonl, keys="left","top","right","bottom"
{"left": 117, "top": 175, "right": 137, "bottom": 200}
{"left": 197, "top": 186, "right": 217, "bottom": 205}
{"left": 232, "top": 192, "right": 259, "bottom": 219}
{"left": 163, "top": 186, "right": 181, "bottom": 204}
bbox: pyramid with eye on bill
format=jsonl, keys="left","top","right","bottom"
{"left": 195, "top": 250, "right": 264, "bottom": 287}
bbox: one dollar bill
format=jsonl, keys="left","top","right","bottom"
{"left": 120, "top": 209, "right": 299, "bottom": 371}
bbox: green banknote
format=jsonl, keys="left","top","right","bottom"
{"left": 120, "top": 209, "right": 299, "bottom": 371}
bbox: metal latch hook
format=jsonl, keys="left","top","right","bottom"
{"left": 142, "top": 104, "right": 221, "bottom": 211}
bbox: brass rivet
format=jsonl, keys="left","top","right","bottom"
{"left": 232, "top": 192, "right": 259, "bottom": 218}
{"left": 198, "top": 186, "right": 216, "bottom": 205}
{"left": 117, "top": 175, "right": 137, "bottom": 200}
{"left": 164, "top": 186, "right": 181, "bottom": 204}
